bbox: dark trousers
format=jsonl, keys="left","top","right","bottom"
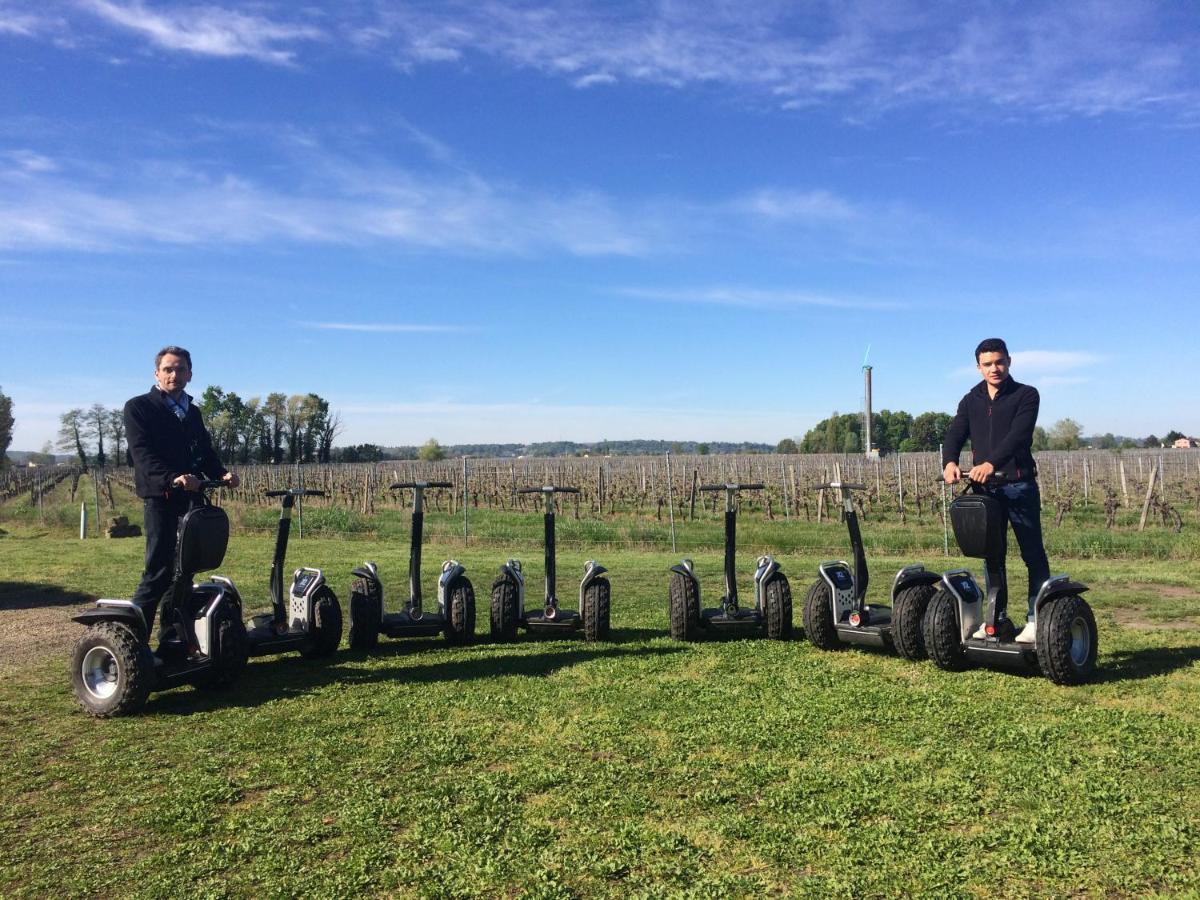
{"left": 985, "top": 478, "right": 1052, "bottom": 618}
{"left": 132, "top": 495, "right": 193, "bottom": 638}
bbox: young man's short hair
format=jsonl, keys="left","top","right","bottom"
{"left": 975, "top": 338, "right": 1009, "bottom": 361}
{"left": 155, "top": 345, "right": 193, "bottom": 371}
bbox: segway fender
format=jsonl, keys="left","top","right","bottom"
{"left": 72, "top": 601, "right": 148, "bottom": 638}
{"left": 939, "top": 569, "right": 984, "bottom": 643}
{"left": 493, "top": 560, "right": 526, "bottom": 619}
{"left": 1033, "top": 575, "right": 1089, "bottom": 614}
{"left": 817, "top": 560, "right": 858, "bottom": 622}
{"left": 752, "top": 555, "right": 781, "bottom": 611}
{"left": 670, "top": 559, "right": 698, "bottom": 587}
{"left": 437, "top": 559, "right": 467, "bottom": 610}
{"left": 891, "top": 564, "right": 940, "bottom": 603}
{"left": 351, "top": 562, "right": 380, "bottom": 584}
{"left": 579, "top": 560, "right": 607, "bottom": 606}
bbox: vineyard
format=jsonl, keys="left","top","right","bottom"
{"left": 3, "top": 448, "right": 1197, "bottom": 556}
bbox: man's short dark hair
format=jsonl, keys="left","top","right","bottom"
{"left": 975, "top": 338, "right": 1009, "bottom": 361}
{"left": 155, "top": 346, "right": 193, "bottom": 371}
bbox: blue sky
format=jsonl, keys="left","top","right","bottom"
{"left": 2, "top": 0, "right": 1198, "bottom": 451}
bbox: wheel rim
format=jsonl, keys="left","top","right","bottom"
{"left": 1069, "top": 615, "right": 1091, "bottom": 666}
{"left": 81, "top": 646, "right": 120, "bottom": 700}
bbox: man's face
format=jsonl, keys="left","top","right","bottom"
{"left": 155, "top": 353, "right": 192, "bottom": 396}
{"left": 976, "top": 351, "right": 1010, "bottom": 387}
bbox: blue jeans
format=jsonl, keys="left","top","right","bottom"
{"left": 984, "top": 479, "right": 1051, "bottom": 618}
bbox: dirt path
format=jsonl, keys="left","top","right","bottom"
{"left": 0, "top": 585, "right": 94, "bottom": 675}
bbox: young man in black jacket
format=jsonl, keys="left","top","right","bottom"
{"left": 942, "top": 338, "right": 1049, "bottom": 643}
{"left": 125, "top": 346, "right": 239, "bottom": 644}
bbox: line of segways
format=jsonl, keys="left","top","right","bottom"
{"left": 69, "top": 474, "right": 1098, "bottom": 717}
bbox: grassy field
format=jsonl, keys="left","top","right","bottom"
{"left": 2, "top": 475, "right": 1200, "bottom": 896}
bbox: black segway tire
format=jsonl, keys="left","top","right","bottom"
{"left": 891, "top": 583, "right": 935, "bottom": 661}
{"left": 802, "top": 580, "right": 840, "bottom": 650}
{"left": 490, "top": 574, "right": 520, "bottom": 642}
{"left": 301, "top": 586, "right": 343, "bottom": 658}
{"left": 347, "top": 577, "right": 381, "bottom": 650}
{"left": 443, "top": 577, "right": 476, "bottom": 646}
{"left": 1036, "top": 593, "right": 1098, "bottom": 685}
{"left": 923, "top": 588, "right": 968, "bottom": 672}
{"left": 582, "top": 577, "right": 611, "bottom": 642}
{"left": 764, "top": 573, "right": 793, "bottom": 640}
{"left": 668, "top": 571, "right": 701, "bottom": 641}
{"left": 194, "top": 605, "right": 250, "bottom": 690}
{"left": 69, "top": 622, "right": 155, "bottom": 718}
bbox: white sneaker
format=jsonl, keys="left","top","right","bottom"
{"left": 971, "top": 623, "right": 988, "bottom": 639}
{"left": 1015, "top": 621, "right": 1037, "bottom": 643}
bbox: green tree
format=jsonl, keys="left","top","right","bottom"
{"left": 1143, "top": 434, "right": 1160, "bottom": 448}
{"left": 1093, "top": 433, "right": 1117, "bottom": 450}
{"left": 1031, "top": 425, "right": 1049, "bottom": 451}
{"left": 1164, "top": 429, "right": 1185, "bottom": 445}
{"left": 0, "top": 386, "right": 12, "bottom": 468}
{"left": 902, "top": 411, "right": 953, "bottom": 452}
{"left": 1048, "top": 418, "right": 1083, "bottom": 451}
{"left": 697, "top": 443, "right": 710, "bottom": 455}
{"left": 419, "top": 438, "right": 446, "bottom": 462}
{"left": 776, "top": 437, "right": 798, "bottom": 454}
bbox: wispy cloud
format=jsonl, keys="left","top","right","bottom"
{"left": 299, "top": 321, "right": 462, "bottom": 334}
{"left": 79, "top": 0, "right": 323, "bottom": 65}
{"left": 952, "top": 349, "right": 1103, "bottom": 381}
{"left": 0, "top": 144, "right": 662, "bottom": 256}
{"left": 618, "top": 286, "right": 903, "bottom": 311}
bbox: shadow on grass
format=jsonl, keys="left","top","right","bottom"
{"left": 1094, "top": 645, "right": 1200, "bottom": 683}
{"left": 148, "top": 637, "right": 687, "bottom": 717}
{"left": 0, "top": 581, "right": 93, "bottom": 611}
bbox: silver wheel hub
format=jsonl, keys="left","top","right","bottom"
{"left": 1069, "top": 615, "right": 1091, "bottom": 666}
{"left": 81, "top": 646, "right": 120, "bottom": 700}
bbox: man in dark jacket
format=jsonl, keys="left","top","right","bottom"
{"left": 942, "top": 338, "right": 1049, "bottom": 643}
{"left": 125, "top": 346, "right": 239, "bottom": 642}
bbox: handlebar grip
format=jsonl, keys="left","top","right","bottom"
{"left": 817, "top": 482, "right": 866, "bottom": 491}
{"left": 517, "top": 486, "right": 580, "bottom": 494}
{"left": 198, "top": 479, "right": 227, "bottom": 490}
{"left": 699, "top": 483, "right": 764, "bottom": 491}
{"left": 265, "top": 489, "right": 326, "bottom": 497}
{"left": 391, "top": 481, "right": 454, "bottom": 490}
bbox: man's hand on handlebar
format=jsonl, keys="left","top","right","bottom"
{"left": 222, "top": 471, "right": 240, "bottom": 489}
{"left": 943, "top": 462, "right": 961, "bottom": 485}
{"left": 173, "top": 473, "right": 201, "bottom": 492}
{"left": 967, "top": 462, "right": 994, "bottom": 484}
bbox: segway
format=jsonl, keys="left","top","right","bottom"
{"left": 69, "top": 481, "right": 249, "bottom": 717}
{"left": 923, "top": 475, "right": 1098, "bottom": 685}
{"left": 802, "top": 480, "right": 939, "bottom": 658}
{"left": 668, "top": 483, "right": 791, "bottom": 641}
{"left": 244, "top": 488, "right": 342, "bottom": 658}
{"left": 490, "top": 485, "right": 610, "bottom": 641}
{"left": 348, "top": 482, "right": 475, "bottom": 649}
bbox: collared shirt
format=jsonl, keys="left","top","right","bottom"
{"left": 160, "top": 388, "right": 192, "bottom": 422}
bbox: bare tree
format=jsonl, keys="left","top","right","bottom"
{"left": 0, "top": 386, "right": 12, "bottom": 468}
{"left": 57, "top": 408, "right": 89, "bottom": 470}
{"left": 85, "top": 403, "right": 108, "bottom": 468}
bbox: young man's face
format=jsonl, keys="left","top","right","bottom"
{"left": 155, "top": 353, "right": 193, "bottom": 396}
{"left": 976, "top": 350, "right": 1010, "bottom": 388}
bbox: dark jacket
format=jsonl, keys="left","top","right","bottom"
{"left": 124, "top": 388, "right": 228, "bottom": 499}
{"left": 941, "top": 377, "right": 1039, "bottom": 481}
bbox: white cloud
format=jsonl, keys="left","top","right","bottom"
{"left": 952, "top": 349, "right": 1103, "bottom": 381}
{"left": 299, "top": 321, "right": 462, "bottom": 333}
{"left": 618, "top": 286, "right": 902, "bottom": 311}
{"left": 79, "top": 0, "right": 322, "bottom": 64}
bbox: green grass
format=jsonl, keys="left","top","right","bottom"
{"left": 2, "top": 480, "right": 1200, "bottom": 896}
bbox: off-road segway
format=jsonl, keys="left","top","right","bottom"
{"left": 803, "top": 480, "right": 939, "bottom": 658}
{"left": 923, "top": 475, "right": 1098, "bottom": 685}
{"left": 69, "top": 481, "right": 249, "bottom": 717}
{"left": 348, "top": 482, "right": 475, "bottom": 649}
{"left": 490, "top": 485, "right": 610, "bottom": 641}
{"left": 244, "top": 488, "right": 342, "bottom": 658}
{"left": 668, "top": 483, "right": 792, "bottom": 641}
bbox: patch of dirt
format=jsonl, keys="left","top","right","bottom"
{"left": 0, "top": 584, "right": 99, "bottom": 675}
{"left": 1128, "top": 582, "right": 1200, "bottom": 600}
{"left": 1112, "top": 607, "right": 1200, "bottom": 632}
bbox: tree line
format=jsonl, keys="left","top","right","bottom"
{"left": 54, "top": 389, "right": 342, "bottom": 470}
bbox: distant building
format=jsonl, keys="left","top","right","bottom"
{"left": 1172, "top": 437, "right": 1199, "bottom": 449}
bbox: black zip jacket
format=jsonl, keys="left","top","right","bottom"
{"left": 124, "top": 387, "right": 228, "bottom": 499}
{"left": 941, "top": 377, "right": 1039, "bottom": 481}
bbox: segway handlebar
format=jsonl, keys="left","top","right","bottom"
{"left": 699, "top": 483, "right": 764, "bottom": 492}
{"left": 265, "top": 488, "right": 326, "bottom": 498}
{"left": 517, "top": 486, "right": 580, "bottom": 494}
{"left": 390, "top": 481, "right": 453, "bottom": 490}
{"left": 937, "top": 472, "right": 1016, "bottom": 487}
